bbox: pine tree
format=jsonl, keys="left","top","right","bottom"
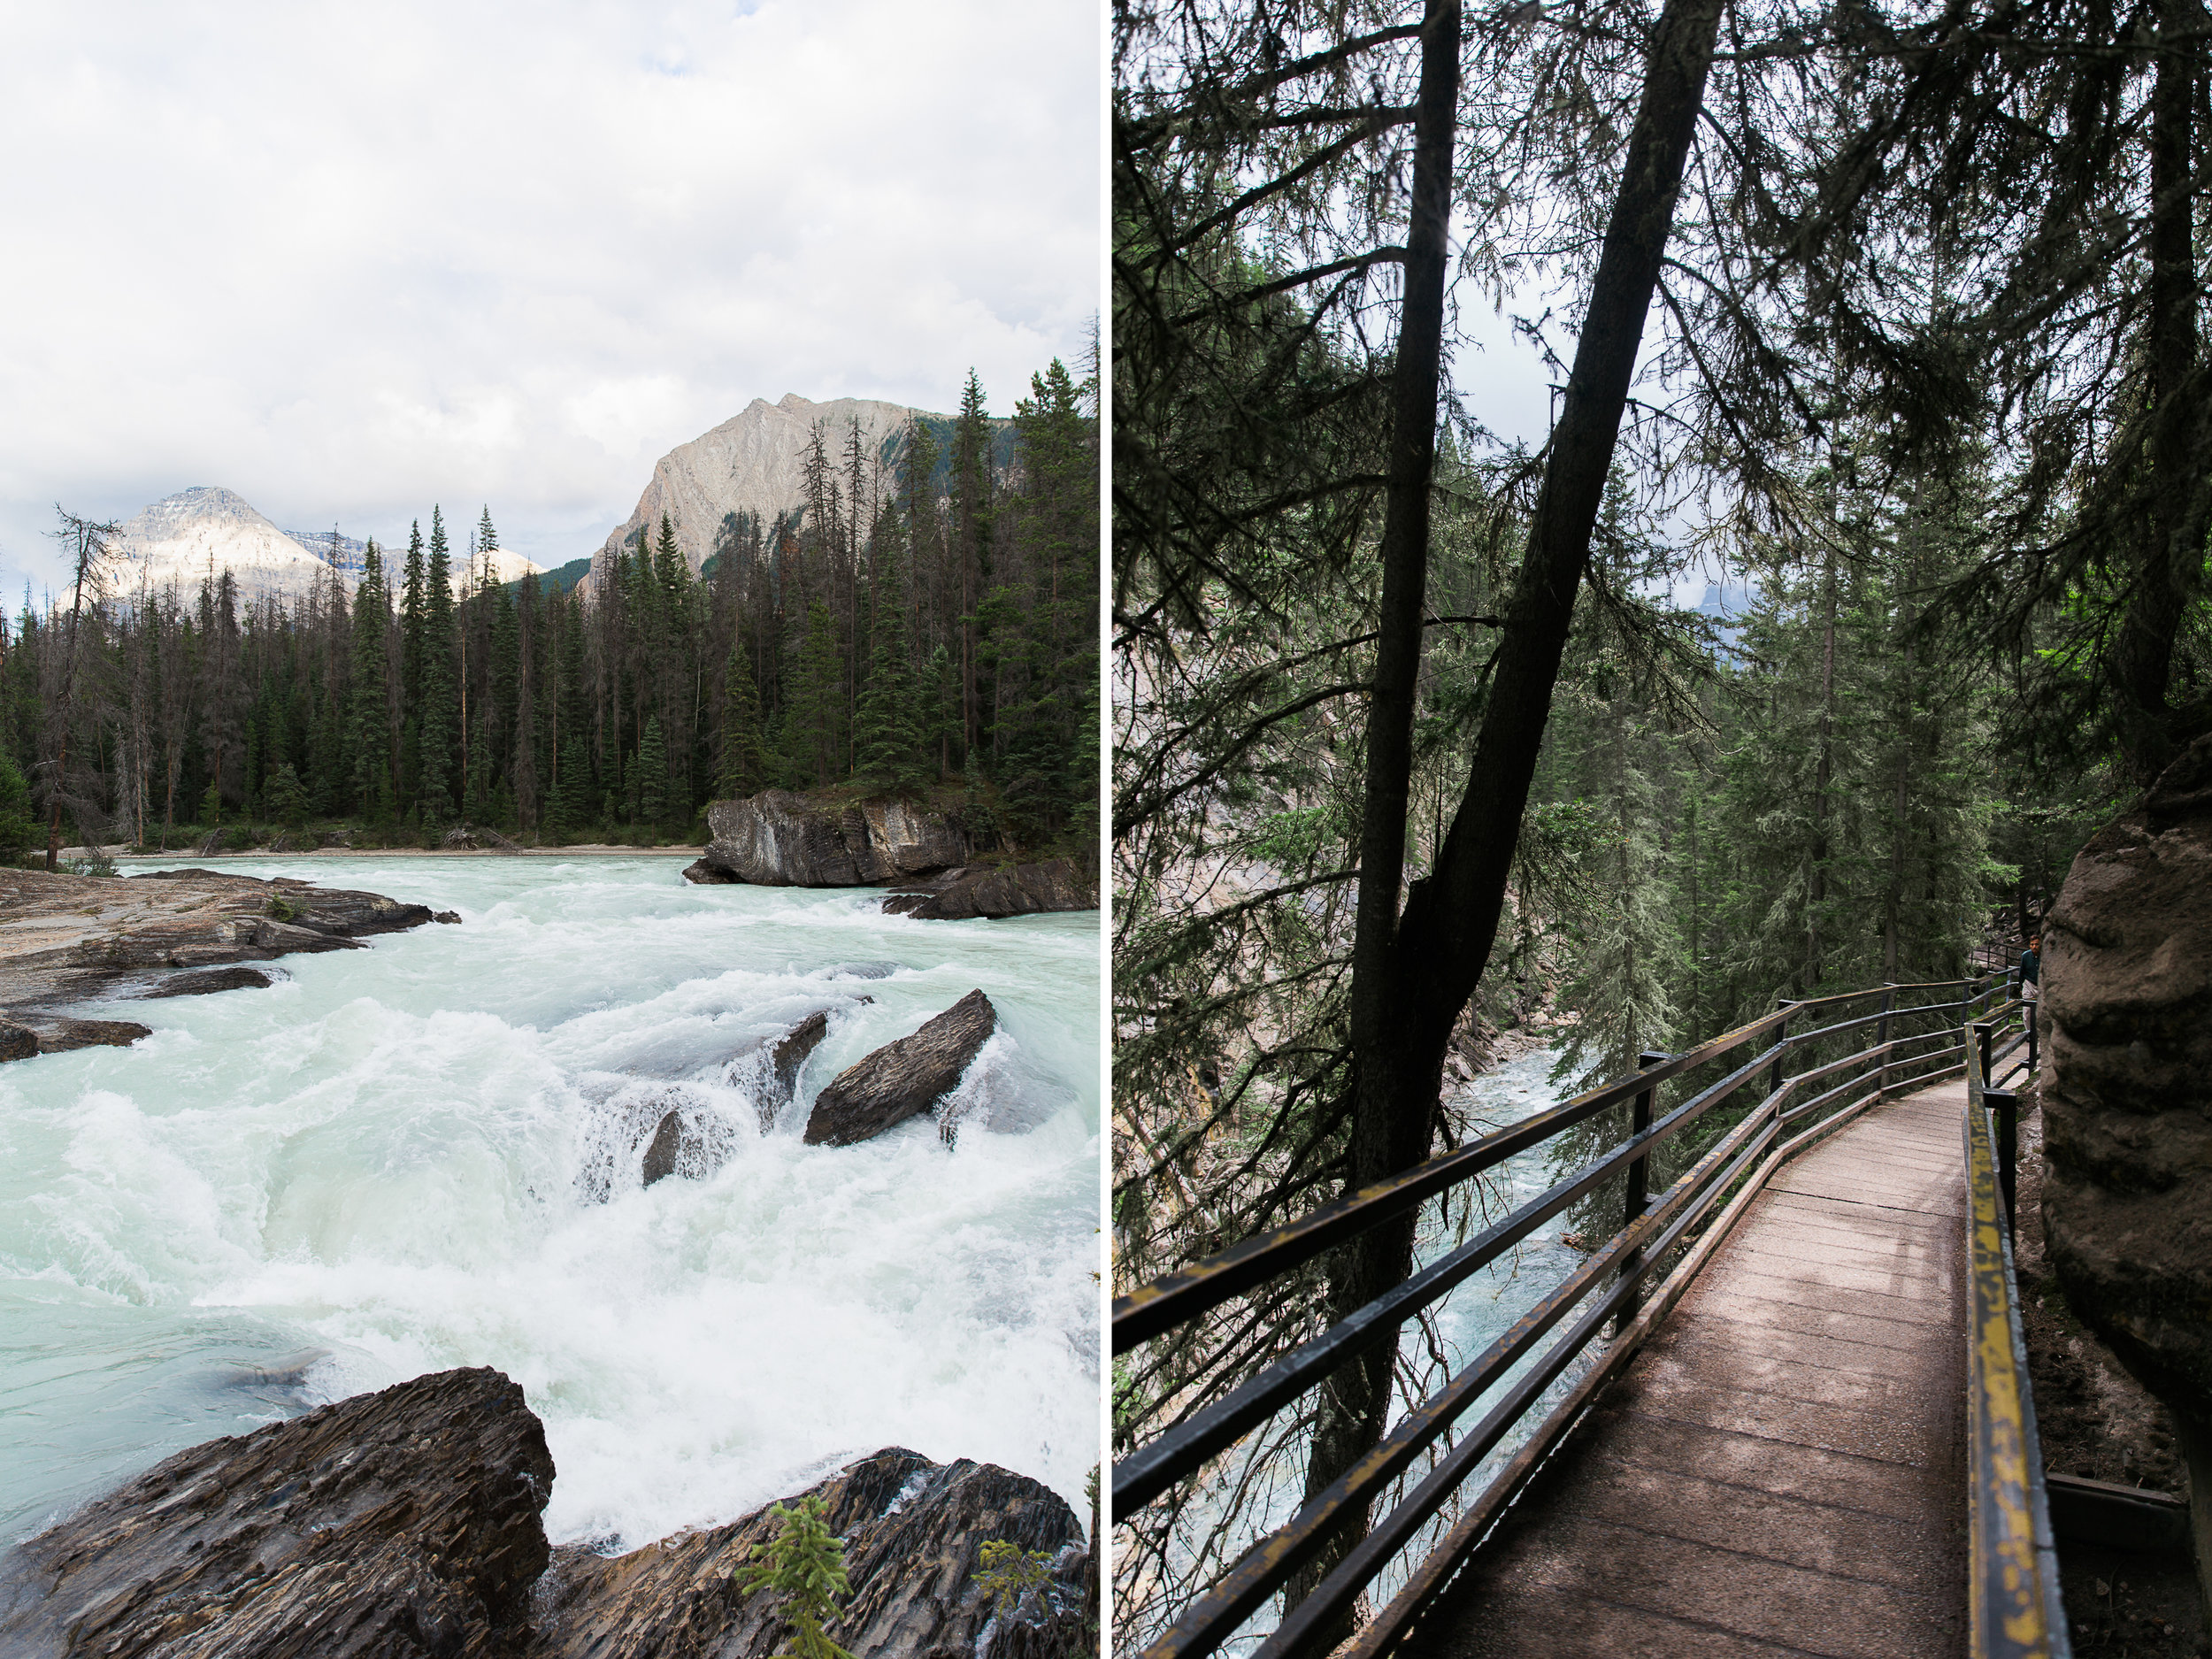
{"left": 854, "top": 538, "right": 923, "bottom": 790}
{"left": 398, "top": 520, "right": 426, "bottom": 803}
{"left": 716, "top": 644, "right": 767, "bottom": 798}
{"left": 637, "top": 717, "right": 668, "bottom": 826}
{"left": 419, "top": 507, "right": 457, "bottom": 827}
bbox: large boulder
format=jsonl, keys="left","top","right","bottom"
{"left": 0, "top": 1365, "right": 1092, "bottom": 1659}
{"left": 694, "top": 791, "right": 980, "bottom": 887}
{"left": 531, "top": 1447, "right": 1091, "bottom": 1659}
{"left": 2041, "top": 733, "right": 2212, "bottom": 1609}
{"left": 882, "top": 858, "right": 1098, "bottom": 921}
{"left": 803, "top": 990, "right": 997, "bottom": 1146}
{"left": 0, "top": 1366, "right": 554, "bottom": 1658}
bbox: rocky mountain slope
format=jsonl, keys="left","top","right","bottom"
{"left": 112, "top": 487, "right": 540, "bottom": 603}
{"left": 583, "top": 394, "right": 931, "bottom": 595}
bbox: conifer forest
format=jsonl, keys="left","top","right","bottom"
{"left": 4, "top": 360, "right": 1097, "bottom": 863}
{"left": 1112, "top": 0, "right": 2212, "bottom": 1641}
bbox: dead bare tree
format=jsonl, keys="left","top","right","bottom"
{"left": 40, "top": 507, "right": 122, "bottom": 871}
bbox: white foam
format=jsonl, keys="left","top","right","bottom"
{"left": 0, "top": 857, "right": 1100, "bottom": 1549}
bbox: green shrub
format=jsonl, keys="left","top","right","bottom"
{"left": 974, "top": 1538, "right": 1055, "bottom": 1617}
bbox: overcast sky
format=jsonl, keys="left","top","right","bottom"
{"left": 0, "top": 1, "right": 1100, "bottom": 595}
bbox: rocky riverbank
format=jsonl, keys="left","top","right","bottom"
{"left": 683, "top": 790, "right": 1097, "bottom": 918}
{"left": 0, "top": 1367, "right": 1094, "bottom": 1659}
{"left": 0, "top": 866, "right": 437, "bottom": 1057}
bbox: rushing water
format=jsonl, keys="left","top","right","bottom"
{"left": 0, "top": 856, "right": 1101, "bottom": 1550}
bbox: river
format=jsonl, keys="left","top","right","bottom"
{"left": 0, "top": 855, "right": 1101, "bottom": 1552}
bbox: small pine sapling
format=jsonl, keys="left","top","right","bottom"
{"left": 973, "top": 1537, "right": 1055, "bottom": 1617}
{"left": 736, "top": 1494, "right": 855, "bottom": 1659}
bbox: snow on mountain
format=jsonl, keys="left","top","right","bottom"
{"left": 114, "top": 488, "right": 336, "bottom": 604}
{"left": 108, "top": 488, "right": 543, "bottom": 605}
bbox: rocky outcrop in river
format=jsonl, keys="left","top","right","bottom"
{"left": 0, "top": 1366, "right": 553, "bottom": 1658}
{"left": 2041, "top": 733, "right": 2212, "bottom": 1609}
{"left": 883, "top": 858, "right": 1097, "bottom": 920}
{"left": 803, "top": 989, "right": 997, "bottom": 1146}
{"left": 0, "top": 1367, "right": 1093, "bottom": 1659}
{"left": 0, "top": 867, "right": 437, "bottom": 1057}
{"left": 687, "top": 791, "right": 981, "bottom": 887}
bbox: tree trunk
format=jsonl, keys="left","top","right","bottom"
{"left": 2112, "top": 0, "right": 2210, "bottom": 784}
{"left": 1284, "top": 0, "right": 1462, "bottom": 1625}
{"left": 1290, "top": 0, "right": 1725, "bottom": 1617}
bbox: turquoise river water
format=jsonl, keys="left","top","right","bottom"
{"left": 0, "top": 856, "right": 1101, "bottom": 1551}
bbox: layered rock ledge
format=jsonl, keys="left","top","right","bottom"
{"left": 0, "top": 1367, "right": 1094, "bottom": 1659}
{"left": 0, "top": 867, "right": 436, "bottom": 1056}
{"left": 882, "top": 858, "right": 1097, "bottom": 921}
{"left": 687, "top": 791, "right": 981, "bottom": 887}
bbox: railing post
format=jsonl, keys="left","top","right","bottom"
{"left": 1614, "top": 1050, "right": 1670, "bottom": 1333}
{"left": 1988, "top": 1087, "right": 2019, "bottom": 1228}
{"left": 1875, "top": 985, "right": 1894, "bottom": 1095}
{"left": 1769, "top": 1000, "right": 1793, "bottom": 1098}
{"left": 1975, "top": 1018, "right": 1993, "bottom": 1087}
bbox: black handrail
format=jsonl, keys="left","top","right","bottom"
{"left": 1114, "top": 973, "right": 2005, "bottom": 1659}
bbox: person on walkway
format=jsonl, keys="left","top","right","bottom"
{"left": 2021, "top": 934, "right": 2040, "bottom": 1002}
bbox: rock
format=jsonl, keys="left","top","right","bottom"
{"left": 696, "top": 791, "right": 981, "bottom": 887}
{"left": 771, "top": 1009, "right": 829, "bottom": 1096}
{"left": 641, "top": 1110, "right": 689, "bottom": 1186}
{"left": 133, "top": 965, "right": 273, "bottom": 998}
{"left": 0, "top": 1365, "right": 553, "bottom": 1658}
{"left": 0, "top": 1021, "right": 36, "bottom": 1061}
{"left": 882, "top": 858, "right": 1098, "bottom": 920}
{"left": 2041, "top": 733, "right": 2212, "bottom": 1608}
{"left": 434, "top": 910, "right": 462, "bottom": 925}
{"left": 803, "top": 990, "right": 996, "bottom": 1146}
{"left": 19, "top": 1018, "right": 154, "bottom": 1053}
{"left": 681, "top": 856, "right": 741, "bottom": 885}
{"left": 530, "top": 1446, "right": 1091, "bottom": 1659}
{"left": 0, "top": 869, "right": 436, "bottom": 1057}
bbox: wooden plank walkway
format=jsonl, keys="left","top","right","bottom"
{"left": 1411, "top": 1079, "right": 1970, "bottom": 1659}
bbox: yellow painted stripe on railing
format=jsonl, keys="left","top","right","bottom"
{"left": 1964, "top": 1047, "right": 2064, "bottom": 1658}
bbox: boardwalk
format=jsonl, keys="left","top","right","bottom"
{"left": 1417, "top": 1079, "right": 1970, "bottom": 1659}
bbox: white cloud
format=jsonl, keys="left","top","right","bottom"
{"left": 0, "top": 0, "right": 1101, "bottom": 591}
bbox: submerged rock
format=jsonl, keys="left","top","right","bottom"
{"left": 803, "top": 990, "right": 996, "bottom": 1146}
{"left": 883, "top": 858, "right": 1098, "bottom": 921}
{"left": 532, "top": 1447, "right": 1091, "bottom": 1659}
{"left": 641, "top": 1110, "right": 690, "bottom": 1186}
{"left": 0, "top": 1021, "right": 36, "bottom": 1061}
{"left": 694, "top": 790, "right": 983, "bottom": 887}
{"left": 133, "top": 965, "right": 273, "bottom": 998}
{"left": 771, "top": 1009, "right": 829, "bottom": 1096}
{"left": 16, "top": 1017, "right": 154, "bottom": 1053}
{"left": 0, "top": 1366, "right": 553, "bottom": 1658}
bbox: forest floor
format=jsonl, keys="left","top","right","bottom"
{"left": 2016, "top": 1094, "right": 2205, "bottom": 1657}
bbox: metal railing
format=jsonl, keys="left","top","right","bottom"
{"left": 1964, "top": 996, "right": 2069, "bottom": 1659}
{"left": 1112, "top": 973, "right": 2010, "bottom": 1659}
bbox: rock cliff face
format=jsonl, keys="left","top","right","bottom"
{"left": 582, "top": 395, "right": 931, "bottom": 598}
{"left": 0, "top": 1368, "right": 1093, "bottom": 1659}
{"left": 691, "top": 792, "right": 979, "bottom": 887}
{"left": 2040, "top": 733, "right": 2212, "bottom": 1608}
